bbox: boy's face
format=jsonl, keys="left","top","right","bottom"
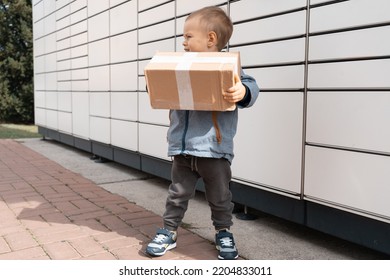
{"left": 182, "top": 17, "right": 218, "bottom": 52}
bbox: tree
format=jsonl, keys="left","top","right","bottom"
{"left": 0, "top": 0, "right": 33, "bottom": 124}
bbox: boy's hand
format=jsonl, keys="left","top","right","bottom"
{"left": 223, "top": 74, "right": 246, "bottom": 103}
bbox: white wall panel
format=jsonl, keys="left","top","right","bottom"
{"left": 309, "top": 26, "right": 390, "bottom": 60}
{"left": 35, "top": 108, "right": 46, "bottom": 126}
{"left": 245, "top": 66, "right": 304, "bottom": 90}
{"left": 310, "top": 0, "right": 390, "bottom": 33}
{"left": 230, "top": 38, "right": 305, "bottom": 66}
{"left": 35, "top": 91, "right": 45, "bottom": 108}
{"left": 72, "top": 92, "right": 89, "bottom": 139}
{"left": 88, "top": 11, "right": 109, "bottom": 42}
{"left": 232, "top": 92, "right": 303, "bottom": 193}
{"left": 58, "top": 112, "right": 72, "bottom": 134}
{"left": 88, "top": 0, "right": 109, "bottom": 16}
{"left": 111, "top": 92, "right": 138, "bottom": 121}
{"left": 230, "top": 0, "right": 306, "bottom": 22}
{"left": 58, "top": 92, "right": 72, "bottom": 112}
{"left": 110, "top": 62, "right": 137, "bottom": 91}
{"left": 110, "top": 31, "right": 138, "bottom": 63}
{"left": 111, "top": 120, "right": 138, "bottom": 151}
{"left": 46, "top": 110, "right": 58, "bottom": 130}
{"left": 89, "top": 39, "right": 110, "bottom": 66}
{"left": 90, "top": 92, "right": 110, "bottom": 118}
{"left": 45, "top": 91, "right": 58, "bottom": 110}
{"left": 308, "top": 59, "right": 390, "bottom": 88}
{"left": 138, "top": 2, "right": 174, "bottom": 28}
{"left": 90, "top": 116, "right": 111, "bottom": 144}
{"left": 45, "top": 73, "right": 57, "bottom": 90}
{"left": 230, "top": 11, "right": 306, "bottom": 45}
{"left": 305, "top": 147, "right": 390, "bottom": 219}
{"left": 139, "top": 20, "right": 175, "bottom": 44}
{"left": 89, "top": 66, "right": 110, "bottom": 91}
{"left": 34, "top": 74, "right": 45, "bottom": 90}
{"left": 176, "top": 1, "right": 226, "bottom": 17}
{"left": 138, "top": 124, "right": 170, "bottom": 160}
{"left": 110, "top": 1, "right": 137, "bottom": 35}
{"left": 138, "top": 93, "right": 169, "bottom": 126}
{"left": 138, "top": 39, "right": 175, "bottom": 59}
{"left": 307, "top": 91, "right": 390, "bottom": 153}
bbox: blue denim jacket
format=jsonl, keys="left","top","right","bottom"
{"left": 167, "top": 71, "right": 259, "bottom": 163}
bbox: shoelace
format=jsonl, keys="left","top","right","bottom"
{"left": 219, "top": 237, "right": 233, "bottom": 247}
{"left": 153, "top": 234, "right": 168, "bottom": 243}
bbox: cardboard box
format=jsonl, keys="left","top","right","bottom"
{"left": 144, "top": 51, "right": 241, "bottom": 111}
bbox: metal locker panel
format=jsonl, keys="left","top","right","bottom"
{"left": 45, "top": 91, "right": 58, "bottom": 110}
{"left": 71, "top": 9, "right": 87, "bottom": 26}
{"left": 57, "top": 70, "right": 71, "bottom": 82}
{"left": 138, "top": 38, "right": 175, "bottom": 59}
{"left": 305, "top": 146, "right": 390, "bottom": 220}
{"left": 35, "top": 108, "right": 46, "bottom": 126}
{"left": 110, "top": 0, "right": 127, "bottom": 8}
{"left": 88, "top": 11, "right": 109, "bottom": 42}
{"left": 72, "top": 92, "right": 89, "bottom": 139}
{"left": 34, "top": 56, "right": 45, "bottom": 74}
{"left": 111, "top": 120, "right": 138, "bottom": 151}
{"left": 175, "top": 16, "right": 186, "bottom": 36}
{"left": 230, "top": 0, "right": 306, "bottom": 22}
{"left": 35, "top": 91, "right": 45, "bottom": 108}
{"left": 44, "top": 33, "right": 56, "bottom": 53}
{"left": 308, "top": 59, "right": 390, "bottom": 88}
{"left": 245, "top": 65, "right": 305, "bottom": 90}
{"left": 138, "top": 76, "right": 146, "bottom": 92}
{"left": 310, "top": 0, "right": 390, "bottom": 33}
{"left": 139, "top": 0, "right": 167, "bottom": 11}
{"left": 71, "top": 80, "right": 88, "bottom": 91}
{"left": 110, "top": 31, "right": 138, "bottom": 63}
{"left": 46, "top": 110, "right": 58, "bottom": 130}
{"left": 71, "top": 68, "right": 88, "bottom": 80}
{"left": 87, "top": 0, "right": 109, "bottom": 17}
{"left": 110, "top": 1, "right": 137, "bottom": 36}
{"left": 90, "top": 116, "right": 111, "bottom": 144}
{"left": 44, "top": 14, "right": 56, "bottom": 35}
{"left": 138, "top": 2, "right": 174, "bottom": 28}
{"left": 176, "top": 1, "right": 226, "bottom": 17}
{"left": 89, "top": 66, "right": 110, "bottom": 91}
{"left": 90, "top": 92, "right": 110, "bottom": 118}
{"left": 58, "top": 92, "right": 72, "bottom": 112}
{"left": 58, "top": 112, "right": 72, "bottom": 134}
{"left": 71, "top": 33, "right": 88, "bottom": 48}
{"left": 111, "top": 92, "right": 138, "bottom": 122}
{"left": 307, "top": 91, "right": 390, "bottom": 154}
{"left": 89, "top": 39, "right": 110, "bottom": 67}
{"left": 230, "top": 38, "right": 305, "bottom": 66}
{"left": 232, "top": 92, "right": 303, "bottom": 194}
{"left": 45, "top": 53, "right": 56, "bottom": 72}
{"left": 71, "top": 57, "right": 88, "bottom": 69}
{"left": 45, "top": 73, "right": 57, "bottom": 91}
{"left": 138, "top": 124, "right": 170, "bottom": 160}
{"left": 34, "top": 74, "right": 45, "bottom": 90}
{"left": 309, "top": 26, "right": 390, "bottom": 60}
{"left": 138, "top": 93, "right": 170, "bottom": 126}
{"left": 33, "top": 0, "right": 44, "bottom": 20}
{"left": 138, "top": 20, "right": 175, "bottom": 44}
{"left": 230, "top": 11, "right": 306, "bottom": 45}
{"left": 110, "top": 62, "right": 138, "bottom": 91}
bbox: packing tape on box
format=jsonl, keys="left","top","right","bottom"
{"left": 150, "top": 52, "right": 239, "bottom": 109}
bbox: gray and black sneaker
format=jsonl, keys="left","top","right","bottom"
{"left": 146, "top": 228, "right": 177, "bottom": 256}
{"left": 215, "top": 230, "right": 238, "bottom": 260}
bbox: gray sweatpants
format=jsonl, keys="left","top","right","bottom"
{"left": 163, "top": 155, "right": 234, "bottom": 231}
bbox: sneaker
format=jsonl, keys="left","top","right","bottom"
{"left": 146, "top": 228, "right": 177, "bottom": 256}
{"left": 215, "top": 230, "right": 238, "bottom": 260}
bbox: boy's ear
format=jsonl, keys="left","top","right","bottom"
{"left": 207, "top": 31, "right": 218, "bottom": 48}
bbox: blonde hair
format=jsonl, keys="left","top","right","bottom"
{"left": 186, "top": 6, "right": 233, "bottom": 51}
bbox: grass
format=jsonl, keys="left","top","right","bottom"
{"left": 0, "top": 124, "right": 41, "bottom": 139}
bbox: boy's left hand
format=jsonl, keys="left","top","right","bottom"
{"left": 223, "top": 74, "right": 246, "bottom": 103}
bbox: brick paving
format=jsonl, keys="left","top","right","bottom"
{"left": 0, "top": 139, "right": 220, "bottom": 260}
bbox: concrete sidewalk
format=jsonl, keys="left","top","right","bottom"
{"left": 1, "top": 138, "right": 388, "bottom": 260}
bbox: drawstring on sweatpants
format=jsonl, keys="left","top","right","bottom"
{"left": 190, "top": 156, "right": 198, "bottom": 172}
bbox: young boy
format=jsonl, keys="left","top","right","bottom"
{"left": 146, "top": 6, "right": 259, "bottom": 260}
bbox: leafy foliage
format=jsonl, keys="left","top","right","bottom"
{"left": 0, "top": 0, "right": 33, "bottom": 123}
